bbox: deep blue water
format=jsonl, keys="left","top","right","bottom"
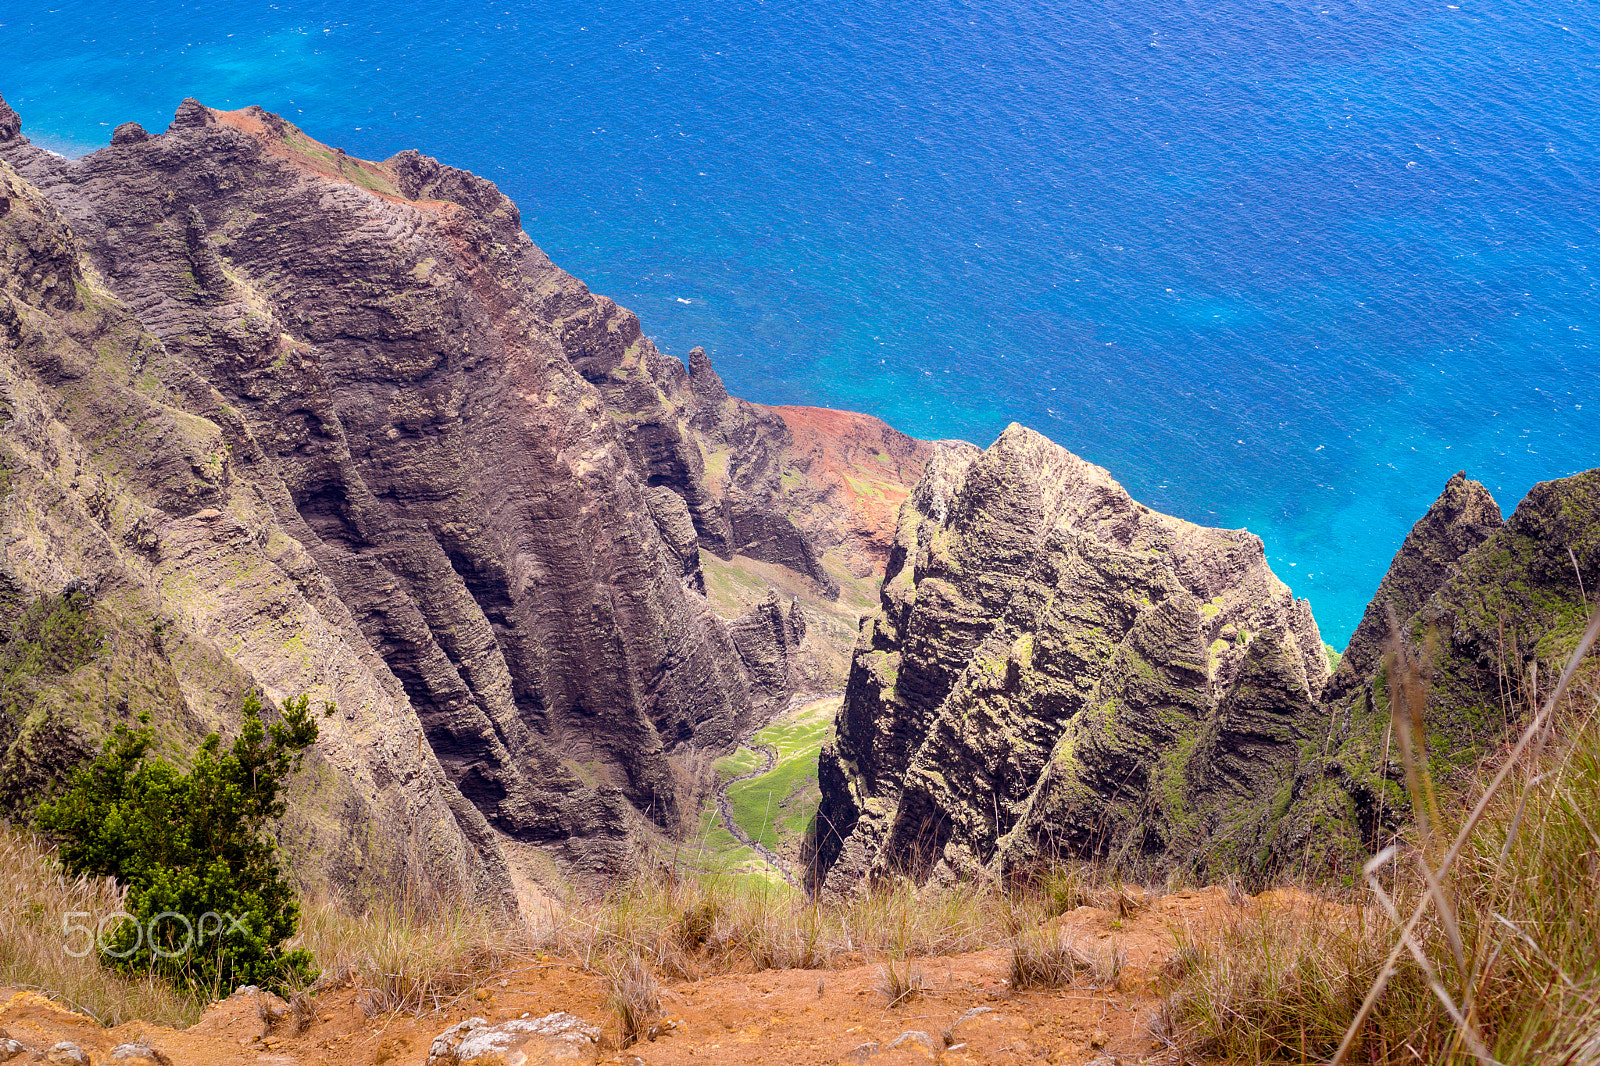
{"left": 4, "top": 0, "right": 1598, "bottom": 646}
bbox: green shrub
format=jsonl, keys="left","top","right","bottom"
{"left": 35, "top": 691, "right": 320, "bottom": 995}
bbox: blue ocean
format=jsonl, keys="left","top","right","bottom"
{"left": 4, "top": 0, "right": 1596, "bottom": 646}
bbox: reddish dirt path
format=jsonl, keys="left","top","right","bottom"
{"left": 0, "top": 889, "right": 1248, "bottom": 1065}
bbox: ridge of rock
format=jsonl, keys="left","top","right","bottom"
{"left": 809, "top": 434, "right": 1599, "bottom": 891}
{"left": 1269, "top": 468, "right": 1599, "bottom": 879}
{"left": 808, "top": 424, "right": 1329, "bottom": 893}
{"left": 0, "top": 92, "right": 932, "bottom": 899}
{"left": 1326, "top": 470, "right": 1503, "bottom": 699}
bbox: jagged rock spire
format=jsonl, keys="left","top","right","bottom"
{"left": 1327, "top": 470, "right": 1502, "bottom": 698}
{"left": 0, "top": 93, "right": 23, "bottom": 143}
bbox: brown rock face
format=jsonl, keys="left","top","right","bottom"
{"left": 808, "top": 425, "right": 1329, "bottom": 893}
{"left": 729, "top": 589, "right": 808, "bottom": 714}
{"left": 679, "top": 350, "right": 947, "bottom": 598}
{"left": 0, "top": 145, "right": 514, "bottom": 902}
{"left": 0, "top": 97, "right": 20, "bottom": 143}
{"left": 110, "top": 123, "right": 150, "bottom": 146}
{"left": 0, "top": 94, "right": 902, "bottom": 895}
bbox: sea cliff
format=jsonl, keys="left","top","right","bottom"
{"left": 0, "top": 94, "right": 930, "bottom": 902}
{"left": 1, "top": 93, "right": 1595, "bottom": 909}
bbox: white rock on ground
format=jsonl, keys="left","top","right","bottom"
{"left": 427, "top": 1012, "right": 602, "bottom": 1066}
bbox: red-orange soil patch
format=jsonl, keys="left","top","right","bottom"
{"left": 765, "top": 405, "right": 938, "bottom": 564}
{"left": 0, "top": 888, "right": 1263, "bottom": 1065}
{"left": 210, "top": 106, "right": 449, "bottom": 213}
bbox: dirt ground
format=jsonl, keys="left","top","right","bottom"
{"left": 0, "top": 888, "right": 1255, "bottom": 1065}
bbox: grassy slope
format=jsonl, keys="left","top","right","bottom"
{"left": 691, "top": 548, "right": 855, "bottom": 884}
{"left": 721, "top": 698, "right": 837, "bottom": 854}
{"left": 698, "top": 551, "right": 877, "bottom": 691}
{"left": 676, "top": 697, "right": 838, "bottom": 886}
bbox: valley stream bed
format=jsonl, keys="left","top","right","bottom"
{"left": 698, "top": 696, "right": 838, "bottom": 885}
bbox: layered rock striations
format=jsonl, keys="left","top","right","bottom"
{"left": 10, "top": 93, "right": 1589, "bottom": 904}
{"left": 0, "top": 95, "right": 907, "bottom": 897}
{"left": 808, "top": 425, "right": 1329, "bottom": 893}
{"left": 812, "top": 453, "right": 1600, "bottom": 893}
{"left": 0, "top": 139, "right": 515, "bottom": 902}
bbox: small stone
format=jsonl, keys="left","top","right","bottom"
{"left": 111, "top": 1044, "right": 172, "bottom": 1065}
{"left": 46, "top": 1043, "right": 89, "bottom": 1066}
{"left": 884, "top": 1031, "right": 939, "bottom": 1060}
{"left": 0, "top": 1037, "right": 26, "bottom": 1063}
{"left": 947, "top": 1006, "right": 992, "bottom": 1032}
{"left": 841, "top": 1032, "right": 940, "bottom": 1064}
{"left": 1089, "top": 1029, "right": 1110, "bottom": 1049}
{"left": 427, "top": 1012, "right": 601, "bottom": 1066}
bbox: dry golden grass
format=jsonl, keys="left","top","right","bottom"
{"left": 1157, "top": 891, "right": 1422, "bottom": 1060}
{"left": 1, "top": 814, "right": 1132, "bottom": 1033}
{"left": 875, "top": 957, "right": 924, "bottom": 1007}
{"left": 603, "top": 955, "right": 660, "bottom": 1047}
{"left": 0, "top": 826, "right": 203, "bottom": 1027}
{"left": 289, "top": 894, "right": 525, "bottom": 1017}
{"left": 1008, "top": 924, "right": 1123, "bottom": 992}
{"left": 1160, "top": 605, "right": 1600, "bottom": 1064}
{"left": 532, "top": 870, "right": 1066, "bottom": 982}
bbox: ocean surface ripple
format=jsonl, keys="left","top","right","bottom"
{"left": 7, "top": 0, "right": 1598, "bottom": 645}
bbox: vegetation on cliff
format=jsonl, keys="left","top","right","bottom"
{"left": 0, "top": 89, "right": 941, "bottom": 900}
{"left": 1163, "top": 609, "right": 1600, "bottom": 1063}
{"left": 0, "top": 590, "right": 102, "bottom": 813}
{"left": 0, "top": 88, "right": 1596, "bottom": 1065}
{"left": 809, "top": 424, "right": 1331, "bottom": 895}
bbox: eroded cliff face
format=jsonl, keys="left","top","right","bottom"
{"left": 808, "top": 425, "right": 1329, "bottom": 894}
{"left": 1274, "top": 469, "right": 1600, "bottom": 879}
{"left": 0, "top": 135, "right": 515, "bottom": 903}
{"left": 14, "top": 93, "right": 1580, "bottom": 905}
{"left": 0, "top": 95, "right": 902, "bottom": 898}
{"left": 811, "top": 452, "right": 1600, "bottom": 893}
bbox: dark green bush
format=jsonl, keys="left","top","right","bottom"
{"left": 36, "top": 691, "right": 320, "bottom": 995}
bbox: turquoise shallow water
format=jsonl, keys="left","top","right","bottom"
{"left": 4, "top": 0, "right": 1597, "bottom": 645}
